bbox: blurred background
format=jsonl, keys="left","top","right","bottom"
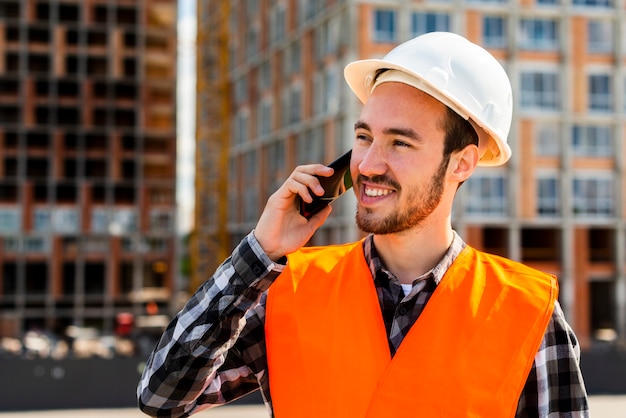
{"left": 1, "top": 0, "right": 626, "bottom": 412}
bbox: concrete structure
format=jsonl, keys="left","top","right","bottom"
{"left": 195, "top": 0, "right": 626, "bottom": 351}
{"left": 0, "top": 0, "right": 177, "bottom": 342}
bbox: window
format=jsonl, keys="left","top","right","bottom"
{"left": 588, "top": 21, "right": 613, "bottom": 53}
{"left": 33, "top": 208, "right": 51, "bottom": 231}
{"left": 296, "top": 128, "right": 324, "bottom": 165}
{"left": 520, "top": 71, "right": 560, "bottom": 110}
{"left": 289, "top": 86, "right": 302, "bottom": 125}
{"left": 536, "top": 173, "right": 560, "bottom": 217}
{"left": 110, "top": 208, "right": 137, "bottom": 234}
{"left": 267, "top": 141, "right": 285, "bottom": 197}
{"left": 258, "top": 61, "right": 271, "bottom": 90}
{"left": 519, "top": 19, "right": 558, "bottom": 51}
{"left": 483, "top": 16, "right": 507, "bottom": 48}
{"left": 573, "top": 0, "right": 611, "bottom": 7}
{"left": 588, "top": 74, "right": 612, "bottom": 112}
{"left": 246, "top": 26, "right": 259, "bottom": 61}
{"left": 572, "top": 125, "right": 613, "bottom": 157}
{"left": 53, "top": 208, "right": 80, "bottom": 233}
{"left": 373, "top": 9, "right": 396, "bottom": 43}
{"left": 243, "top": 151, "right": 258, "bottom": 222}
{"left": 257, "top": 99, "right": 273, "bottom": 137}
{"left": 234, "top": 77, "right": 248, "bottom": 104}
{"left": 24, "top": 236, "right": 49, "bottom": 253}
{"left": 269, "top": 4, "right": 286, "bottom": 45}
{"left": 411, "top": 12, "right": 449, "bottom": 37}
{"left": 149, "top": 209, "right": 174, "bottom": 231}
{"left": 0, "top": 208, "right": 20, "bottom": 233}
{"left": 91, "top": 208, "right": 109, "bottom": 233}
{"left": 234, "top": 111, "right": 249, "bottom": 145}
{"left": 535, "top": 123, "right": 561, "bottom": 156}
{"left": 324, "top": 66, "right": 339, "bottom": 114}
{"left": 573, "top": 174, "right": 614, "bottom": 217}
{"left": 465, "top": 172, "right": 508, "bottom": 216}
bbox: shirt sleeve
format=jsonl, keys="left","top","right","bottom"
{"left": 137, "top": 232, "right": 283, "bottom": 418}
{"left": 516, "top": 301, "right": 590, "bottom": 417}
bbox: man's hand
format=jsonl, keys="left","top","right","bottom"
{"left": 254, "top": 164, "right": 334, "bottom": 261}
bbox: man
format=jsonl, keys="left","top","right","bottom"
{"left": 138, "top": 32, "right": 589, "bottom": 417}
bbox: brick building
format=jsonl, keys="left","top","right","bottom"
{"left": 0, "top": 0, "right": 177, "bottom": 342}
{"left": 196, "top": 0, "right": 626, "bottom": 350}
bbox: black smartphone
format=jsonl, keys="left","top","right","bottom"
{"left": 299, "top": 150, "right": 353, "bottom": 219}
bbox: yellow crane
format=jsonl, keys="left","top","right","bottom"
{"left": 191, "top": 0, "right": 231, "bottom": 292}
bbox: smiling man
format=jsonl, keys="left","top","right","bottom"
{"left": 138, "top": 32, "right": 589, "bottom": 418}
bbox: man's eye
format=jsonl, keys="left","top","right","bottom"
{"left": 393, "top": 140, "right": 410, "bottom": 147}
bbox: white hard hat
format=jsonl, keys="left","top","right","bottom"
{"left": 344, "top": 32, "right": 512, "bottom": 166}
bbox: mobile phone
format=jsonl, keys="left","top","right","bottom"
{"left": 299, "top": 150, "right": 353, "bottom": 219}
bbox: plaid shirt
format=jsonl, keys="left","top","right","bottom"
{"left": 138, "top": 232, "right": 589, "bottom": 417}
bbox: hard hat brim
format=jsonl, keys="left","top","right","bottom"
{"left": 344, "top": 58, "right": 512, "bottom": 167}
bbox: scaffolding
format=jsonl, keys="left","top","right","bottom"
{"left": 191, "top": 0, "right": 231, "bottom": 292}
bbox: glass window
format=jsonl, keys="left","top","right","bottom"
{"left": 572, "top": 125, "right": 613, "bottom": 157}
{"left": 535, "top": 123, "right": 561, "bottom": 156}
{"left": 234, "top": 77, "right": 248, "bottom": 104}
{"left": 289, "top": 86, "right": 301, "bottom": 125}
{"left": 267, "top": 141, "right": 285, "bottom": 198}
{"left": 91, "top": 208, "right": 108, "bottom": 232}
{"left": 269, "top": 4, "right": 286, "bottom": 45}
{"left": 536, "top": 173, "right": 560, "bottom": 217}
{"left": 324, "top": 66, "right": 339, "bottom": 114}
{"left": 110, "top": 208, "right": 137, "bottom": 234}
{"left": 33, "top": 208, "right": 52, "bottom": 231}
{"left": 573, "top": 174, "right": 614, "bottom": 217}
{"left": 296, "top": 127, "right": 324, "bottom": 165}
{"left": 483, "top": 16, "right": 507, "bottom": 48}
{"left": 24, "top": 236, "right": 49, "bottom": 253}
{"left": 588, "top": 74, "right": 612, "bottom": 112}
{"left": 257, "top": 99, "right": 273, "bottom": 137}
{"left": 519, "top": 19, "right": 559, "bottom": 51}
{"left": 258, "top": 61, "right": 271, "bottom": 90}
{"left": 246, "top": 26, "right": 259, "bottom": 61}
{"left": 588, "top": 20, "right": 613, "bottom": 53}
{"left": 53, "top": 208, "right": 79, "bottom": 233}
{"left": 373, "top": 9, "right": 396, "bottom": 43}
{"left": 243, "top": 151, "right": 258, "bottom": 222}
{"left": 411, "top": 12, "right": 450, "bottom": 37}
{"left": 465, "top": 172, "right": 508, "bottom": 216}
{"left": 573, "top": 0, "right": 612, "bottom": 7}
{"left": 3, "top": 237, "right": 20, "bottom": 252}
{"left": 234, "top": 111, "right": 249, "bottom": 145}
{"left": 0, "top": 208, "right": 20, "bottom": 233}
{"left": 149, "top": 209, "right": 174, "bottom": 231}
{"left": 520, "top": 71, "right": 560, "bottom": 110}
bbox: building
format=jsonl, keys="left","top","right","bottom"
{"left": 196, "top": 0, "right": 626, "bottom": 350}
{"left": 0, "top": 0, "right": 177, "bottom": 346}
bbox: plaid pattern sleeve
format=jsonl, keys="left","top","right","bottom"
{"left": 137, "top": 232, "right": 281, "bottom": 418}
{"left": 516, "top": 301, "right": 590, "bottom": 417}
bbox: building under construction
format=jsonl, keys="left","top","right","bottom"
{"left": 0, "top": 0, "right": 177, "bottom": 348}
{"left": 195, "top": 0, "right": 626, "bottom": 351}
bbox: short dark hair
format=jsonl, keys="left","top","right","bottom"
{"left": 441, "top": 107, "right": 478, "bottom": 158}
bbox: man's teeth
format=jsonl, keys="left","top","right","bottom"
{"left": 365, "top": 187, "right": 392, "bottom": 197}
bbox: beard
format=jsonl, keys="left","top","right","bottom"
{"left": 355, "top": 154, "right": 449, "bottom": 234}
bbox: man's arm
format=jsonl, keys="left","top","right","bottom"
{"left": 137, "top": 232, "right": 282, "bottom": 418}
{"left": 516, "top": 302, "right": 590, "bottom": 417}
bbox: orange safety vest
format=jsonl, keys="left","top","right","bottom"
{"left": 265, "top": 241, "right": 557, "bottom": 417}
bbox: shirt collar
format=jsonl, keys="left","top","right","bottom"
{"left": 363, "top": 231, "right": 466, "bottom": 286}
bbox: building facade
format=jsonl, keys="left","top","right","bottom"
{"left": 196, "top": 0, "right": 626, "bottom": 350}
{"left": 0, "top": 0, "right": 177, "bottom": 345}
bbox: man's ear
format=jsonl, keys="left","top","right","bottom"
{"left": 449, "top": 144, "right": 479, "bottom": 183}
